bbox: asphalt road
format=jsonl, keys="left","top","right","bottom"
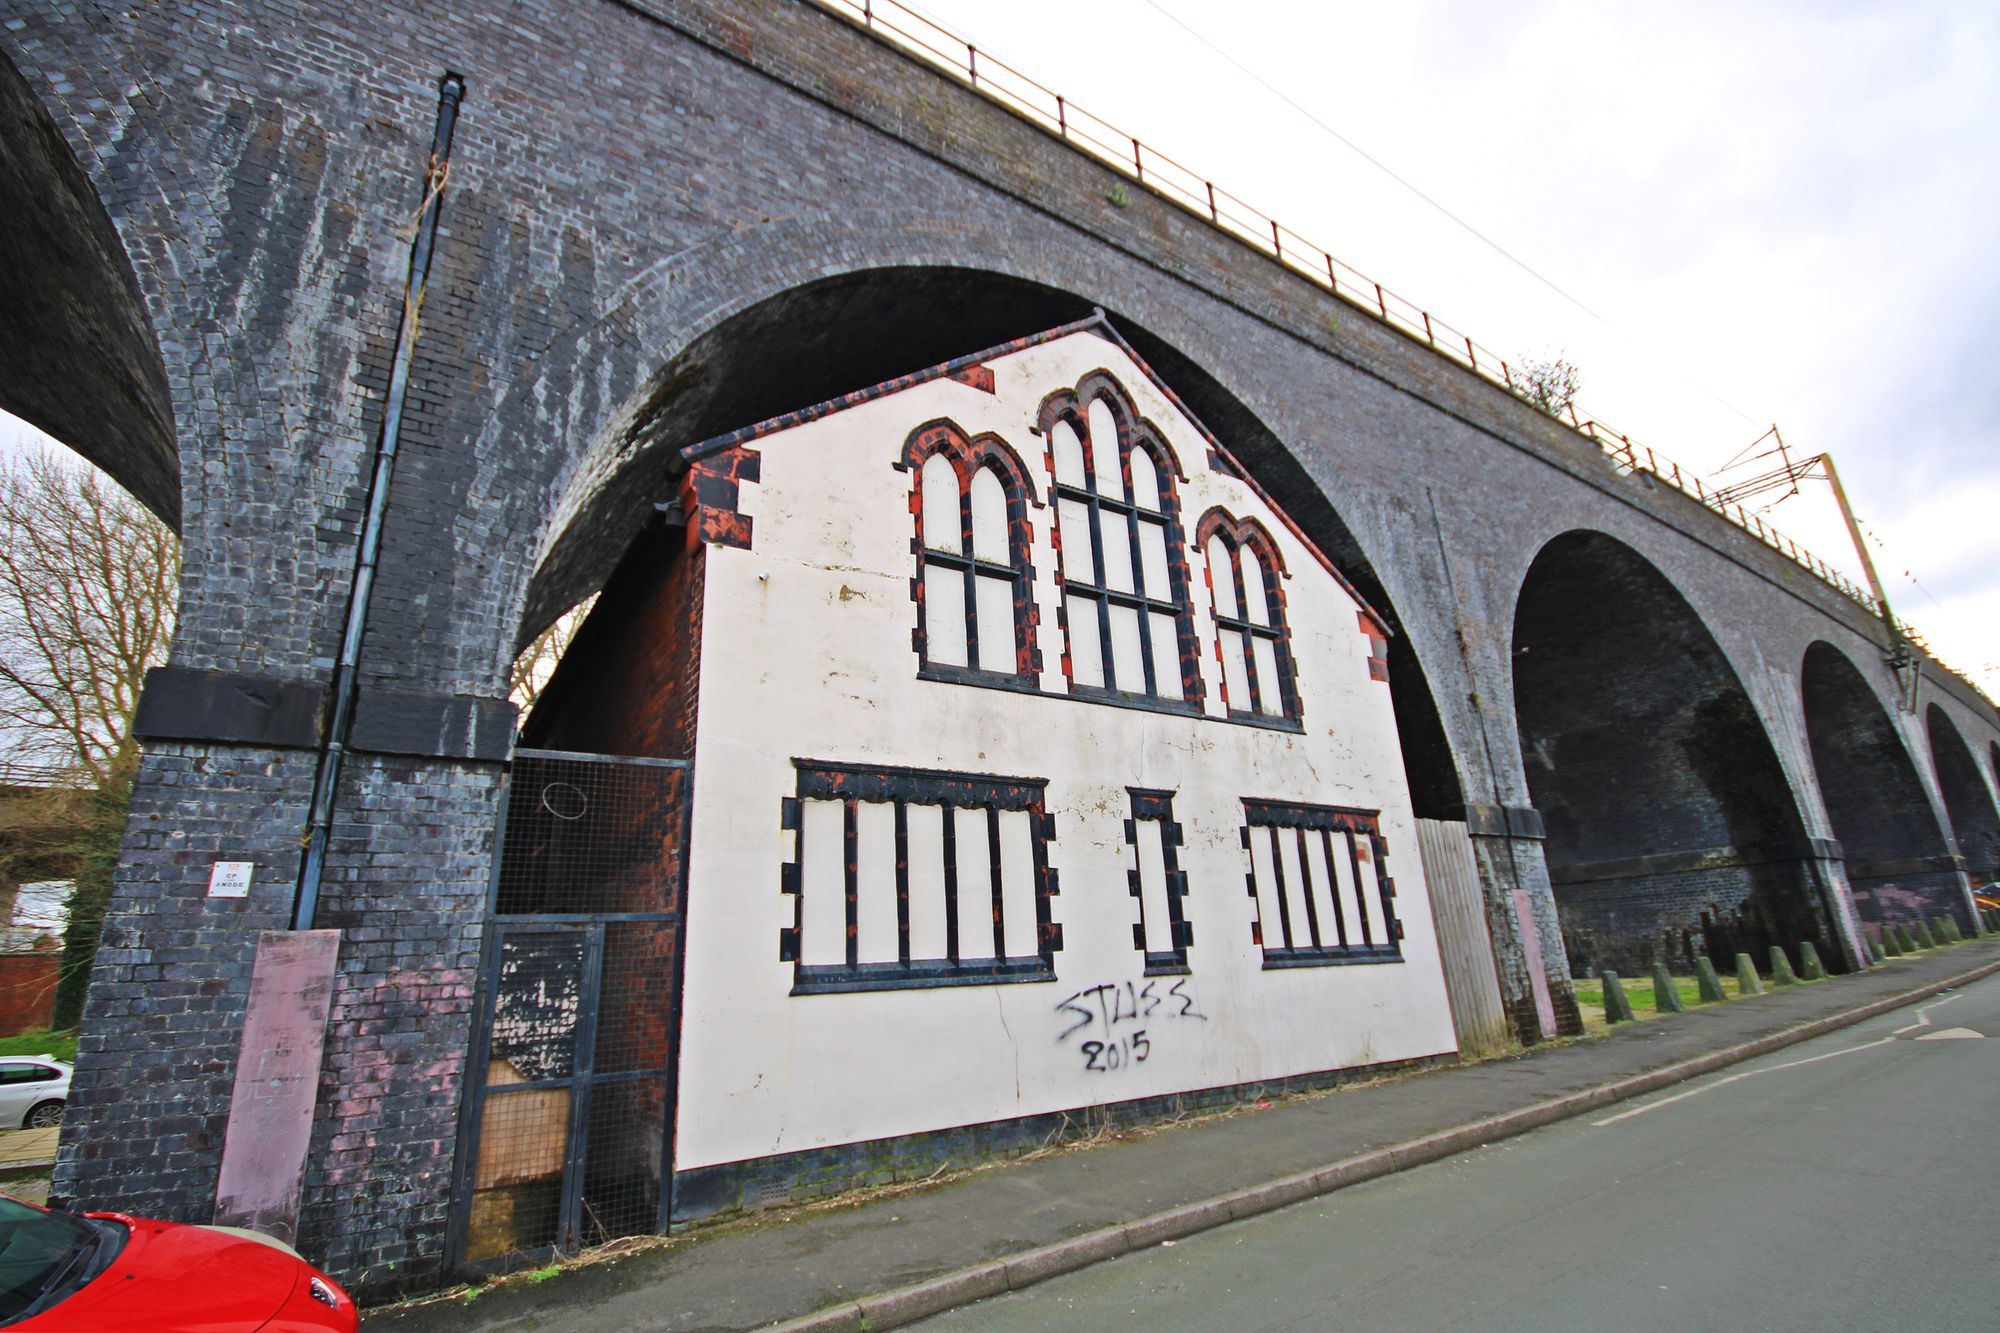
{"left": 922, "top": 971, "right": 2000, "bottom": 1331}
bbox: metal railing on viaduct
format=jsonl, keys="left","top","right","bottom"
{"left": 819, "top": 0, "right": 1893, "bottom": 626}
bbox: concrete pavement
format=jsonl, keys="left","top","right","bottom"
{"left": 922, "top": 968, "right": 2000, "bottom": 1330}
{"left": 366, "top": 939, "right": 2000, "bottom": 1332}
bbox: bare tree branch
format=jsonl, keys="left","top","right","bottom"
{"left": 0, "top": 450, "right": 178, "bottom": 786}
{"left": 1516, "top": 352, "right": 1582, "bottom": 420}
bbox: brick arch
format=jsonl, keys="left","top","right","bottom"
{"left": 1036, "top": 369, "right": 1190, "bottom": 488}
{"left": 1800, "top": 642, "right": 1967, "bottom": 930}
{"left": 900, "top": 418, "right": 1042, "bottom": 502}
{"left": 1925, "top": 705, "right": 2000, "bottom": 885}
{"left": 1511, "top": 529, "right": 1838, "bottom": 977}
{"left": 0, "top": 49, "right": 176, "bottom": 524}
{"left": 519, "top": 248, "right": 1466, "bottom": 818}
{"left": 1193, "top": 508, "right": 1286, "bottom": 570}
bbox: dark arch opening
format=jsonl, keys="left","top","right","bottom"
{"left": 523, "top": 265, "right": 1463, "bottom": 812}
{"left": 1800, "top": 643, "right": 1967, "bottom": 929}
{"left": 1924, "top": 706, "right": 2000, "bottom": 886}
{"left": 0, "top": 50, "right": 177, "bottom": 525}
{"left": 1512, "top": 531, "right": 1840, "bottom": 976}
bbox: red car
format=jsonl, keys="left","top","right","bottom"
{"left": 0, "top": 1194, "right": 356, "bottom": 1331}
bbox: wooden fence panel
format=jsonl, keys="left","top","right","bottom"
{"left": 1415, "top": 818, "right": 1510, "bottom": 1057}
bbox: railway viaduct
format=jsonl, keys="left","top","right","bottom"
{"left": 3, "top": 0, "right": 1998, "bottom": 1295}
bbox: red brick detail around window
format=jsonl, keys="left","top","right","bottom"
{"left": 1194, "top": 508, "right": 1301, "bottom": 720}
{"left": 1358, "top": 611, "right": 1391, "bottom": 683}
{"left": 947, "top": 364, "right": 996, "bottom": 393}
{"left": 902, "top": 419, "right": 1044, "bottom": 677}
{"left": 680, "top": 446, "right": 761, "bottom": 550}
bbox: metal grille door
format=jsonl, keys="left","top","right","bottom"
{"left": 457, "top": 750, "right": 690, "bottom": 1264}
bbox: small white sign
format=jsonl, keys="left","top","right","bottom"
{"left": 208, "top": 861, "right": 255, "bottom": 899}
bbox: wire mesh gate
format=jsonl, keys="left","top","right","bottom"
{"left": 454, "top": 749, "right": 691, "bottom": 1265}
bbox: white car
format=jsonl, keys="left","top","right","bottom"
{"left": 0, "top": 1057, "right": 70, "bottom": 1129}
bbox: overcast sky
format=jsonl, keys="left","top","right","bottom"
{"left": 5, "top": 0, "right": 1995, "bottom": 691}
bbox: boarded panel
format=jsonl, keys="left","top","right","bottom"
{"left": 212, "top": 929, "right": 341, "bottom": 1244}
{"left": 1414, "top": 819, "right": 1511, "bottom": 1058}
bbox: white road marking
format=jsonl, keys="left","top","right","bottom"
{"left": 1914, "top": 1027, "right": 1984, "bottom": 1040}
{"left": 1591, "top": 994, "right": 1963, "bottom": 1127}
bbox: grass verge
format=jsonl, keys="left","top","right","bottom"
{"left": 0, "top": 1031, "right": 75, "bottom": 1062}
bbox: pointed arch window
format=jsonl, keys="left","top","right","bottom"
{"left": 1040, "top": 377, "right": 1200, "bottom": 709}
{"left": 905, "top": 421, "right": 1041, "bottom": 683}
{"left": 1197, "top": 510, "right": 1299, "bottom": 723}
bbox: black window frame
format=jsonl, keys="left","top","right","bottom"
{"left": 780, "top": 759, "right": 1063, "bottom": 994}
{"left": 1197, "top": 509, "right": 1302, "bottom": 729}
{"left": 1240, "top": 799, "right": 1403, "bottom": 968}
{"left": 1040, "top": 375, "right": 1202, "bottom": 715}
{"left": 904, "top": 420, "right": 1043, "bottom": 689}
{"left": 1125, "top": 788, "right": 1193, "bottom": 975}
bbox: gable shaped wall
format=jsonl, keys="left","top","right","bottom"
{"left": 671, "top": 330, "right": 1456, "bottom": 1181}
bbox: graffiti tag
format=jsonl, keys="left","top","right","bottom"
{"left": 1053, "top": 978, "right": 1207, "bottom": 1073}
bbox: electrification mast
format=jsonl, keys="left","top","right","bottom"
{"left": 1710, "top": 427, "right": 1915, "bottom": 705}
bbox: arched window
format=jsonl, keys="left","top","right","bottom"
{"left": 1197, "top": 510, "right": 1298, "bottom": 722}
{"left": 904, "top": 421, "right": 1040, "bottom": 681}
{"left": 1040, "top": 377, "right": 1198, "bottom": 707}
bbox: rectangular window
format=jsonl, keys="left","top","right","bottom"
{"left": 1241, "top": 800, "right": 1402, "bottom": 967}
{"left": 1126, "top": 789, "right": 1192, "bottom": 974}
{"left": 781, "top": 761, "right": 1062, "bottom": 993}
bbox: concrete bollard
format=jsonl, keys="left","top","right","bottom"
{"left": 1799, "top": 941, "right": 1826, "bottom": 980}
{"left": 1769, "top": 946, "right": 1799, "bottom": 986}
{"left": 1912, "top": 920, "right": 1937, "bottom": 950}
{"left": 1734, "top": 952, "right": 1764, "bottom": 996}
{"left": 1877, "top": 927, "right": 1901, "bottom": 958}
{"left": 1895, "top": 924, "right": 1918, "bottom": 953}
{"left": 1600, "top": 970, "right": 1636, "bottom": 1024}
{"left": 1939, "top": 917, "right": 1963, "bottom": 944}
{"left": 1651, "top": 963, "right": 1685, "bottom": 1013}
{"left": 1693, "top": 956, "right": 1727, "bottom": 1002}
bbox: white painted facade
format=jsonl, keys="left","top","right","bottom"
{"left": 673, "top": 326, "right": 1457, "bottom": 1171}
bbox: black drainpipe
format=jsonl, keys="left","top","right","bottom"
{"left": 292, "top": 72, "right": 467, "bottom": 931}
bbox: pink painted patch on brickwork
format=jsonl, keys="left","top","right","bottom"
{"left": 212, "top": 929, "right": 341, "bottom": 1244}
{"left": 1509, "top": 890, "right": 1557, "bottom": 1039}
